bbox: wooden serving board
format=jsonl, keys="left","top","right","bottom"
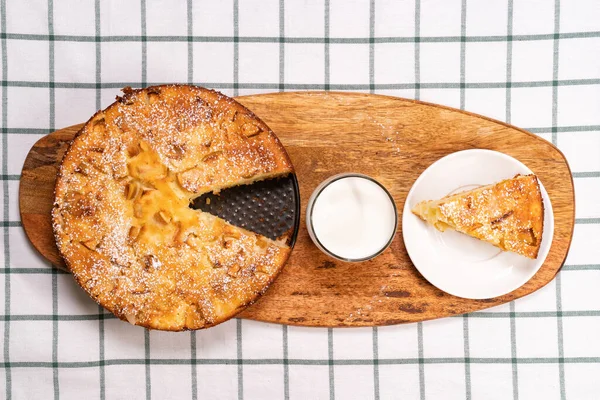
{"left": 19, "top": 92, "right": 574, "bottom": 327}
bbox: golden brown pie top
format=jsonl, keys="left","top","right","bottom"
{"left": 52, "top": 85, "right": 294, "bottom": 330}
{"left": 412, "top": 174, "right": 544, "bottom": 259}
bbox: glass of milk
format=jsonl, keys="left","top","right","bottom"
{"left": 306, "top": 173, "right": 398, "bottom": 262}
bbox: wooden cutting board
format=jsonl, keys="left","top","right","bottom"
{"left": 19, "top": 92, "right": 574, "bottom": 327}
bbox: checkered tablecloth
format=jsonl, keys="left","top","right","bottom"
{"left": 2, "top": 0, "right": 599, "bottom": 399}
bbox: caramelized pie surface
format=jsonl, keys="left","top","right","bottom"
{"left": 412, "top": 174, "right": 544, "bottom": 259}
{"left": 53, "top": 85, "right": 294, "bottom": 330}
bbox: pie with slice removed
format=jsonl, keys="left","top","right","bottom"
{"left": 53, "top": 85, "right": 294, "bottom": 331}
{"left": 411, "top": 174, "right": 544, "bottom": 259}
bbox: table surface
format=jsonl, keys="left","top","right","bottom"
{"left": 2, "top": 1, "right": 599, "bottom": 399}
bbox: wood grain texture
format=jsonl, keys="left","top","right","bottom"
{"left": 19, "top": 92, "right": 574, "bottom": 327}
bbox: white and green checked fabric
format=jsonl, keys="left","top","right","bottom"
{"left": 1, "top": 0, "right": 599, "bottom": 399}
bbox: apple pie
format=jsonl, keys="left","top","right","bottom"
{"left": 412, "top": 174, "right": 544, "bottom": 259}
{"left": 53, "top": 85, "right": 294, "bottom": 330}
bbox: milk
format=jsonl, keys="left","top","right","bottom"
{"left": 308, "top": 175, "right": 397, "bottom": 261}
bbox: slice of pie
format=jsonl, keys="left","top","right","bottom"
{"left": 411, "top": 174, "right": 544, "bottom": 259}
{"left": 53, "top": 85, "right": 294, "bottom": 331}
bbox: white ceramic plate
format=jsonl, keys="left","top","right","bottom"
{"left": 402, "top": 149, "right": 554, "bottom": 299}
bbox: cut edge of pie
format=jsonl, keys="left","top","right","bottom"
{"left": 52, "top": 85, "right": 295, "bottom": 331}
{"left": 411, "top": 174, "right": 544, "bottom": 259}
